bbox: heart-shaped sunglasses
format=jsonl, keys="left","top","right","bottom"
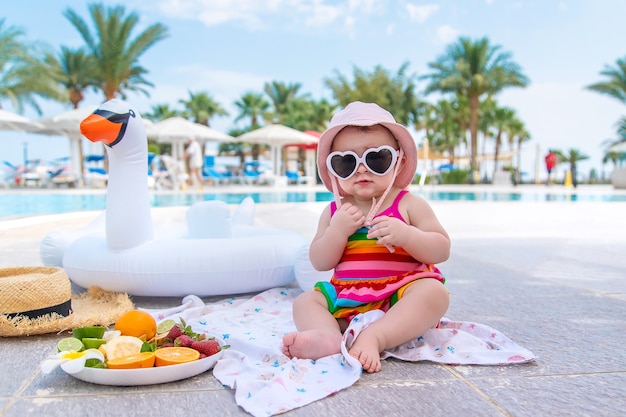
{"left": 326, "top": 145, "right": 399, "bottom": 180}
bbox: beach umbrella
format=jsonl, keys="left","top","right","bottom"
{"left": 284, "top": 130, "right": 320, "bottom": 180}
{"left": 236, "top": 124, "right": 319, "bottom": 176}
{"left": 34, "top": 106, "right": 153, "bottom": 178}
{"left": 147, "top": 117, "right": 235, "bottom": 160}
{"left": 33, "top": 106, "right": 99, "bottom": 178}
{"left": 0, "top": 109, "right": 43, "bottom": 132}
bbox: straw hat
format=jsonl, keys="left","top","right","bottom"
{"left": 0, "top": 266, "right": 133, "bottom": 337}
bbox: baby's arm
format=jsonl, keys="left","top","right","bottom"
{"left": 309, "top": 203, "right": 365, "bottom": 271}
{"left": 368, "top": 194, "right": 450, "bottom": 264}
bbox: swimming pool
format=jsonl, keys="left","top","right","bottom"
{"left": 1, "top": 187, "right": 625, "bottom": 220}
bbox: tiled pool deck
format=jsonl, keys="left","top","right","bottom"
{"left": 1, "top": 184, "right": 625, "bottom": 416}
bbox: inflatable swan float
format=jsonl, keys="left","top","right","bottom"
{"left": 40, "top": 99, "right": 307, "bottom": 296}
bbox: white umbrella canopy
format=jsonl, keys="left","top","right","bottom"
{"left": 147, "top": 117, "right": 235, "bottom": 160}
{"left": 0, "top": 108, "right": 43, "bottom": 132}
{"left": 235, "top": 124, "right": 319, "bottom": 176}
{"left": 34, "top": 106, "right": 98, "bottom": 134}
{"left": 32, "top": 106, "right": 100, "bottom": 178}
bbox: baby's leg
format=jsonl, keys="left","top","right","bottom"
{"left": 282, "top": 290, "right": 343, "bottom": 360}
{"left": 349, "top": 278, "right": 450, "bottom": 373}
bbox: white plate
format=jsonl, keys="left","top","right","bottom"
{"left": 67, "top": 350, "right": 223, "bottom": 386}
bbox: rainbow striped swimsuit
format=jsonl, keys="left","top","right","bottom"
{"left": 315, "top": 190, "right": 445, "bottom": 322}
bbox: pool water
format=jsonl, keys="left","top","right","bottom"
{"left": 1, "top": 188, "right": 625, "bottom": 220}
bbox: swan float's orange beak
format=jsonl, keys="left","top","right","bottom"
{"left": 80, "top": 109, "right": 134, "bottom": 147}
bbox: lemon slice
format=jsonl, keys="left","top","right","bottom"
{"left": 156, "top": 319, "right": 176, "bottom": 335}
{"left": 57, "top": 337, "right": 84, "bottom": 352}
{"left": 103, "top": 335, "right": 144, "bottom": 361}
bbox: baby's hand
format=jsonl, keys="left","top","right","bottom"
{"left": 367, "top": 216, "right": 408, "bottom": 247}
{"left": 330, "top": 203, "right": 365, "bottom": 238}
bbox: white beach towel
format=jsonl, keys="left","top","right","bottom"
{"left": 145, "top": 287, "right": 535, "bottom": 417}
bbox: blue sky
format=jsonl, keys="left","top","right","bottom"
{"left": 2, "top": 0, "right": 626, "bottom": 180}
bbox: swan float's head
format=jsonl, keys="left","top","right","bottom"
{"left": 80, "top": 99, "right": 140, "bottom": 148}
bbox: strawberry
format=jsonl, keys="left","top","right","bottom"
{"left": 191, "top": 339, "right": 220, "bottom": 357}
{"left": 165, "top": 325, "right": 183, "bottom": 341}
{"left": 164, "top": 318, "right": 197, "bottom": 342}
{"left": 174, "top": 335, "right": 195, "bottom": 348}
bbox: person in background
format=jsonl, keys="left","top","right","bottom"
{"left": 181, "top": 138, "right": 203, "bottom": 188}
{"left": 544, "top": 149, "right": 557, "bottom": 186}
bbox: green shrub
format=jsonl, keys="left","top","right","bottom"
{"left": 441, "top": 168, "right": 471, "bottom": 184}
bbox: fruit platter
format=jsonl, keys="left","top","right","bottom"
{"left": 42, "top": 310, "right": 226, "bottom": 386}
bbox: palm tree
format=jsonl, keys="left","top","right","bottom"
{"left": 44, "top": 46, "right": 101, "bottom": 176}
{"left": 44, "top": 46, "right": 99, "bottom": 109}
{"left": 0, "top": 19, "right": 62, "bottom": 113}
{"left": 179, "top": 90, "right": 228, "bottom": 126}
{"left": 143, "top": 104, "right": 182, "bottom": 122}
{"left": 233, "top": 92, "right": 271, "bottom": 162}
{"left": 587, "top": 55, "right": 626, "bottom": 178}
{"left": 307, "top": 99, "right": 336, "bottom": 132}
{"left": 489, "top": 105, "right": 516, "bottom": 180}
{"left": 586, "top": 56, "right": 626, "bottom": 104}
{"left": 426, "top": 99, "right": 465, "bottom": 165}
{"left": 264, "top": 81, "right": 304, "bottom": 124}
{"left": 277, "top": 97, "right": 336, "bottom": 132}
{"left": 233, "top": 92, "right": 271, "bottom": 129}
{"left": 64, "top": 3, "right": 169, "bottom": 100}
{"left": 324, "top": 62, "right": 420, "bottom": 127}
{"left": 555, "top": 148, "right": 589, "bottom": 188}
{"left": 600, "top": 116, "right": 626, "bottom": 173}
{"left": 478, "top": 97, "right": 497, "bottom": 166}
{"left": 506, "top": 117, "right": 530, "bottom": 184}
{"left": 422, "top": 36, "right": 529, "bottom": 181}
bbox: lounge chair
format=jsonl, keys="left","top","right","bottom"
{"left": 242, "top": 170, "right": 260, "bottom": 185}
{"left": 84, "top": 155, "right": 108, "bottom": 187}
{"left": 203, "top": 167, "right": 229, "bottom": 185}
{"left": 285, "top": 170, "right": 309, "bottom": 185}
{"left": 2, "top": 161, "right": 20, "bottom": 187}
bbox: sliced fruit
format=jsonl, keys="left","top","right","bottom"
{"left": 114, "top": 310, "right": 157, "bottom": 340}
{"left": 107, "top": 352, "right": 156, "bottom": 369}
{"left": 82, "top": 338, "right": 107, "bottom": 349}
{"left": 149, "top": 332, "right": 169, "bottom": 347}
{"left": 57, "top": 337, "right": 84, "bottom": 352}
{"left": 103, "top": 335, "right": 144, "bottom": 361}
{"left": 156, "top": 319, "right": 176, "bottom": 335}
{"left": 72, "top": 325, "right": 106, "bottom": 340}
{"left": 102, "top": 330, "right": 121, "bottom": 341}
{"left": 154, "top": 347, "right": 200, "bottom": 367}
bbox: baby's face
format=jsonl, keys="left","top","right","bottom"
{"left": 331, "top": 125, "right": 402, "bottom": 199}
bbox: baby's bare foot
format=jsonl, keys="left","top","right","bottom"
{"left": 348, "top": 331, "right": 383, "bottom": 373}
{"left": 282, "top": 329, "right": 342, "bottom": 360}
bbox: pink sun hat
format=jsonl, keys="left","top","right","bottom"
{"left": 317, "top": 101, "right": 418, "bottom": 193}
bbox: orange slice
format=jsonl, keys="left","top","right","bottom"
{"left": 154, "top": 347, "right": 200, "bottom": 367}
{"left": 106, "top": 352, "right": 156, "bottom": 369}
